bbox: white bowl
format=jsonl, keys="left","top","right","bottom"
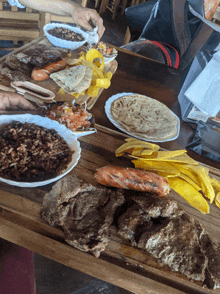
{"left": 87, "top": 44, "right": 118, "bottom": 63}
{"left": 44, "top": 23, "right": 88, "bottom": 50}
{"left": 103, "top": 52, "right": 118, "bottom": 64}
{"left": 0, "top": 114, "right": 81, "bottom": 187}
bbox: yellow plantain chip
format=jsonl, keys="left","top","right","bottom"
{"left": 156, "top": 171, "right": 177, "bottom": 178}
{"left": 132, "top": 159, "right": 180, "bottom": 175}
{"left": 86, "top": 48, "right": 105, "bottom": 71}
{"left": 215, "top": 192, "right": 220, "bottom": 208}
{"left": 132, "top": 148, "right": 155, "bottom": 157}
{"left": 115, "top": 140, "right": 159, "bottom": 157}
{"left": 95, "top": 78, "right": 111, "bottom": 89}
{"left": 104, "top": 71, "right": 113, "bottom": 79}
{"left": 77, "top": 59, "right": 104, "bottom": 78}
{"left": 179, "top": 172, "right": 201, "bottom": 191}
{"left": 58, "top": 87, "right": 65, "bottom": 95}
{"left": 168, "top": 177, "right": 209, "bottom": 214}
{"left": 211, "top": 177, "right": 220, "bottom": 191}
{"left": 87, "top": 84, "right": 100, "bottom": 97}
{"left": 187, "top": 166, "right": 215, "bottom": 203}
{"left": 138, "top": 153, "right": 198, "bottom": 165}
{"left": 171, "top": 163, "right": 201, "bottom": 187}
{"left": 152, "top": 150, "right": 187, "bottom": 159}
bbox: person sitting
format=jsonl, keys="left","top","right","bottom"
{"left": 7, "top": 0, "right": 105, "bottom": 39}
{"left": 123, "top": 0, "right": 220, "bottom": 70}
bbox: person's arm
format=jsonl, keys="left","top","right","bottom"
{"left": 18, "top": 0, "right": 105, "bottom": 39}
{"left": 0, "top": 91, "right": 36, "bottom": 111}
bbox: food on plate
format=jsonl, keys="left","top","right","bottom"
{"left": 94, "top": 165, "right": 170, "bottom": 196}
{"left": 41, "top": 175, "right": 125, "bottom": 258}
{"left": 0, "top": 121, "right": 72, "bottom": 182}
{"left": 61, "top": 49, "right": 113, "bottom": 98}
{"left": 110, "top": 94, "right": 179, "bottom": 141}
{"left": 115, "top": 138, "right": 220, "bottom": 213}
{"left": 50, "top": 65, "right": 92, "bottom": 94}
{"left": 0, "top": 43, "right": 69, "bottom": 81}
{"left": 91, "top": 41, "right": 116, "bottom": 56}
{"left": 45, "top": 102, "right": 93, "bottom": 131}
{"left": 31, "top": 59, "right": 67, "bottom": 81}
{"left": 117, "top": 192, "right": 220, "bottom": 289}
{"left": 47, "top": 27, "right": 85, "bottom": 42}
{"left": 41, "top": 175, "right": 220, "bottom": 289}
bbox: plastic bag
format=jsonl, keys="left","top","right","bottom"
{"left": 186, "top": 120, "right": 220, "bottom": 163}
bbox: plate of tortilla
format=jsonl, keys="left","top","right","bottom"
{"left": 105, "top": 93, "right": 180, "bottom": 142}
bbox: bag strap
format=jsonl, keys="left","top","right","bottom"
{"left": 151, "top": 41, "right": 180, "bottom": 68}
{"left": 171, "top": 0, "right": 215, "bottom": 71}
{"left": 172, "top": 0, "right": 191, "bottom": 57}
{"left": 179, "top": 22, "right": 214, "bottom": 71}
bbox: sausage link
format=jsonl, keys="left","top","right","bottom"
{"left": 94, "top": 166, "right": 170, "bottom": 196}
{"left": 31, "top": 59, "right": 67, "bottom": 81}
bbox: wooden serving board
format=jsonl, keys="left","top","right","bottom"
{"left": 0, "top": 125, "right": 220, "bottom": 294}
{"left": 0, "top": 37, "right": 118, "bottom": 110}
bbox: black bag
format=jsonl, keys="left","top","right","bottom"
{"left": 186, "top": 120, "right": 220, "bottom": 164}
{"left": 124, "top": 0, "right": 220, "bottom": 70}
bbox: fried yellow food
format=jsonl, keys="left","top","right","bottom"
{"left": 115, "top": 137, "right": 220, "bottom": 213}
{"left": 60, "top": 49, "right": 112, "bottom": 98}
{"left": 168, "top": 177, "right": 209, "bottom": 214}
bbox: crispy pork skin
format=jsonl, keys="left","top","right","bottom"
{"left": 117, "top": 193, "right": 220, "bottom": 289}
{"left": 41, "top": 175, "right": 125, "bottom": 257}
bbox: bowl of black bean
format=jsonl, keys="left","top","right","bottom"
{"left": 0, "top": 114, "right": 81, "bottom": 187}
{"left": 44, "top": 23, "right": 94, "bottom": 50}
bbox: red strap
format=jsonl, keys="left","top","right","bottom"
{"left": 151, "top": 41, "right": 180, "bottom": 68}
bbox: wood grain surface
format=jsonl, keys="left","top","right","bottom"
{"left": 0, "top": 125, "right": 220, "bottom": 294}
{"left": 1, "top": 38, "right": 220, "bottom": 294}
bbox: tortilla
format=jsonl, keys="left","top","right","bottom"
{"left": 50, "top": 65, "right": 92, "bottom": 94}
{"left": 111, "top": 94, "right": 179, "bottom": 141}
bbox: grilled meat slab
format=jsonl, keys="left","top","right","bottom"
{"left": 41, "top": 175, "right": 125, "bottom": 257}
{"left": 117, "top": 193, "right": 220, "bottom": 289}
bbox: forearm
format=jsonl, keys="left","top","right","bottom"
{"left": 18, "top": 0, "right": 80, "bottom": 17}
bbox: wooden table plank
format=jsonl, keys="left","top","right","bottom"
{"left": 1, "top": 38, "right": 220, "bottom": 293}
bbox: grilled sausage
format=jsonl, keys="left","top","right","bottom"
{"left": 94, "top": 166, "right": 170, "bottom": 196}
{"left": 31, "top": 59, "right": 66, "bottom": 81}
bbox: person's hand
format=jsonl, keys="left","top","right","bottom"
{"left": 72, "top": 6, "right": 105, "bottom": 40}
{"left": 0, "top": 91, "right": 37, "bottom": 111}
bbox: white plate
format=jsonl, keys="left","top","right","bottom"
{"left": 0, "top": 114, "right": 81, "bottom": 187}
{"left": 105, "top": 92, "right": 180, "bottom": 142}
{"left": 43, "top": 23, "right": 99, "bottom": 50}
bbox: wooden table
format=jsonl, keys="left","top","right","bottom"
{"left": 0, "top": 38, "right": 220, "bottom": 294}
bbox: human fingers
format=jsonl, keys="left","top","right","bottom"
{"left": 0, "top": 91, "right": 36, "bottom": 110}
{"left": 90, "top": 12, "right": 105, "bottom": 39}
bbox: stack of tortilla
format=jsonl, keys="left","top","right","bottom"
{"left": 50, "top": 65, "right": 92, "bottom": 94}
{"left": 110, "top": 94, "right": 179, "bottom": 142}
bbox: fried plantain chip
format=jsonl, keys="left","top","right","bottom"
{"left": 171, "top": 164, "right": 201, "bottom": 187}
{"left": 115, "top": 138, "right": 160, "bottom": 157}
{"left": 179, "top": 172, "right": 201, "bottom": 191}
{"left": 168, "top": 177, "right": 209, "bottom": 214}
{"left": 187, "top": 166, "right": 215, "bottom": 203}
{"left": 132, "top": 159, "right": 180, "bottom": 175}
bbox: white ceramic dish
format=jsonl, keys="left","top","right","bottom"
{"left": 87, "top": 44, "right": 118, "bottom": 63}
{"left": 43, "top": 23, "right": 99, "bottom": 50}
{"left": 105, "top": 92, "right": 180, "bottom": 142}
{"left": 44, "top": 101, "right": 97, "bottom": 138}
{"left": 0, "top": 114, "right": 81, "bottom": 187}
